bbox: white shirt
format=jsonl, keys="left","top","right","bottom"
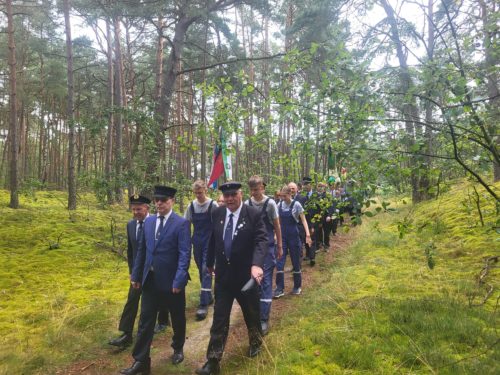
{"left": 155, "top": 210, "right": 173, "bottom": 233}
{"left": 223, "top": 202, "right": 243, "bottom": 240}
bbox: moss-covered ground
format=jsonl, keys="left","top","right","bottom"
{"left": 0, "top": 181, "right": 498, "bottom": 374}
{"left": 226, "top": 181, "right": 499, "bottom": 374}
{"left": 0, "top": 191, "right": 202, "bottom": 374}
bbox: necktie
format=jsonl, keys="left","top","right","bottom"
{"left": 137, "top": 220, "right": 144, "bottom": 240}
{"left": 156, "top": 216, "right": 164, "bottom": 241}
{"left": 224, "top": 213, "right": 234, "bottom": 259}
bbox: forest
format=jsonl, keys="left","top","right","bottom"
{"left": 0, "top": 0, "right": 498, "bottom": 374}
{"left": 0, "top": 0, "right": 498, "bottom": 207}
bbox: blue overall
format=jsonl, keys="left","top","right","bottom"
{"left": 276, "top": 200, "right": 302, "bottom": 291}
{"left": 191, "top": 201, "right": 214, "bottom": 306}
{"left": 248, "top": 198, "right": 276, "bottom": 322}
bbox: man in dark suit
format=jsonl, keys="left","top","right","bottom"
{"left": 196, "top": 182, "right": 268, "bottom": 375}
{"left": 121, "top": 186, "right": 191, "bottom": 375}
{"left": 108, "top": 194, "right": 170, "bottom": 349}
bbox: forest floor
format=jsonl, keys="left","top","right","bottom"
{"left": 1, "top": 180, "right": 498, "bottom": 375}
{"left": 57, "top": 233, "right": 354, "bottom": 375}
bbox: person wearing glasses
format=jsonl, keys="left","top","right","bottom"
{"left": 121, "top": 186, "right": 191, "bottom": 375}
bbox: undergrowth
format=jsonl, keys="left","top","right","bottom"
{"left": 228, "top": 180, "right": 499, "bottom": 374}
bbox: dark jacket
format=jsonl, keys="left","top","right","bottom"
{"left": 207, "top": 204, "right": 268, "bottom": 289}
{"left": 126, "top": 219, "right": 140, "bottom": 274}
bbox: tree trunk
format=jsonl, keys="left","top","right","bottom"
{"left": 113, "top": 16, "right": 124, "bottom": 202}
{"left": 418, "top": 0, "right": 435, "bottom": 200}
{"left": 105, "top": 19, "right": 114, "bottom": 203}
{"left": 380, "top": 0, "right": 420, "bottom": 202}
{"left": 64, "top": 0, "right": 77, "bottom": 210}
{"left": 478, "top": 0, "right": 500, "bottom": 181}
{"left": 7, "top": 0, "right": 19, "bottom": 208}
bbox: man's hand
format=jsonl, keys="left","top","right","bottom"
{"left": 131, "top": 281, "right": 141, "bottom": 289}
{"left": 172, "top": 287, "right": 181, "bottom": 294}
{"left": 305, "top": 235, "right": 313, "bottom": 247}
{"left": 326, "top": 216, "right": 331, "bottom": 222}
{"left": 277, "top": 244, "right": 283, "bottom": 259}
{"left": 251, "top": 265, "right": 264, "bottom": 285}
{"left": 207, "top": 266, "right": 215, "bottom": 275}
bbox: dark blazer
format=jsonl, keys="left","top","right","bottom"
{"left": 131, "top": 212, "right": 191, "bottom": 292}
{"left": 207, "top": 204, "right": 268, "bottom": 289}
{"left": 126, "top": 219, "right": 138, "bottom": 274}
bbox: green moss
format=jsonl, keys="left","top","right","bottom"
{"left": 227, "top": 180, "right": 499, "bottom": 374}
{"left": 0, "top": 190, "right": 202, "bottom": 374}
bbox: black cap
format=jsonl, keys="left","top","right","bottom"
{"left": 129, "top": 194, "right": 151, "bottom": 205}
{"left": 153, "top": 185, "right": 177, "bottom": 199}
{"left": 302, "top": 177, "right": 313, "bottom": 183}
{"left": 219, "top": 181, "right": 242, "bottom": 194}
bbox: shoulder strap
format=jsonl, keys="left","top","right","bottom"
{"left": 262, "top": 197, "right": 270, "bottom": 212}
{"left": 247, "top": 198, "right": 253, "bottom": 206}
{"left": 190, "top": 202, "right": 195, "bottom": 215}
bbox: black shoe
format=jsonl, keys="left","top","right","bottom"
{"left": 310, "top": 259, "right": 315, "bottom": 267}
{"left": 273, "top": 289, "right": 284, "bottom": 299}
{"left": 172, "top": 350, "right": 184, "bottom": 365}
{"left": 248, "top": 344, "right": 261, "bottom": 357}
{"left": 261, "top": 320, "right": 269, "bottom": 336}
{"left": 154, "top": 323, "right": 167, "bottom": 334}
{"left": 196, "top": 305, "right": 208, "bottom": 321}
{"left": 119, "top": 360, "right": 150, "bottom": 375}
{"left": 108, "top": 333, "right": 132, "bottom": 348}
{"left": 195, "top": 359, "right": 220, "bottom": 375}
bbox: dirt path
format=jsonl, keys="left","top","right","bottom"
{"left": 59, "top": 232, "right": 353, "bottom": 374}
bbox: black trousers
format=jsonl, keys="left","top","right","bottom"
{"left": 322, "top": 218, "right": 339, "bottom": 247}
{"left": 206, "top": 282, "right": 262, "bottom": 361}
{"left": 118, "top": 285, "right": 170, "bottom": 335}
{"left": 132, "top": 273, "right": 186, "bottom": 362}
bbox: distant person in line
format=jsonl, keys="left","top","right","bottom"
{"left": 288, "top": 181, "right": 307, "bottom": 258}
{"left": 315, "top": 182, "right": 328, "bottom": 251}
{"left": 196, "top": 182, "right": 268, "bottom": 375}
{"left": 108, "top": 194, "right": 170, "bottom": 350}
{"left": 185, "top": 179, "right": 218, "bottom": 321}
{"left": 324, "top": 177, "right": 340, "bottom": 241}
{"left": 216, "top": 194, "right": 225, "bottom": 207}
{"left": 121, "top": 186, "right": 191, "bottom": 375}
{"left": 301, "top": 177, "right": 319, "bottom": 265}
{"left": 274, "top": 185, "right": 311, "bottom": 298}
{"left": 245, "top": 176, "right": 283, "bottom": 335}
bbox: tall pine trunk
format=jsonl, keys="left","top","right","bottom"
{"left": 64, "top": 0, "right": 77, "bottom": 210}
{"left": 7, "top": 0, "right": 19, "bottom": 208}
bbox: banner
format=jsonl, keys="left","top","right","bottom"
{"left": 208, "top": 143, "right": 224, "bottom": 188}
{"left": 221, "top": 129, "right": 232, "bottom": 180}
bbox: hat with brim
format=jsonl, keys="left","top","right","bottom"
{"left": 302, "top": 177, "right": 313, "bottom": 184}
{"left": 219, "top": 182, "right": 242, "bottom": 194}
{"left": 129, "top": 194, "right": 151, "bottom": 205}
{"left": 153, "top": 185, "right": 177, "bottom": 199}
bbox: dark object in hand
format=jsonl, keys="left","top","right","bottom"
{"left": 241, "top": 278, "right": 257, "bottom": 295}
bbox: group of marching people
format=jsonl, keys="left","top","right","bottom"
{"left": 110, "top": 175, "right": 354, "bottom": 375}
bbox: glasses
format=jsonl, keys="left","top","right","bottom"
{"left": 154, "top": 197, "right": 170, "bottom": 203}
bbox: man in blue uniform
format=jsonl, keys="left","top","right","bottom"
{"left": 196, "top": 182, "right": 268, "bottom": 375}
{"left": 108, "top": 194, "right": 169, "bottom": 349}
{"left": 185, "top": 179, "right": 218, "bottom": 320}
{"left": 245, "top": 175, "right": 282, "bottom": 335}
{"left": 121, "top": 186, "right": 191, "bottom": 375}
